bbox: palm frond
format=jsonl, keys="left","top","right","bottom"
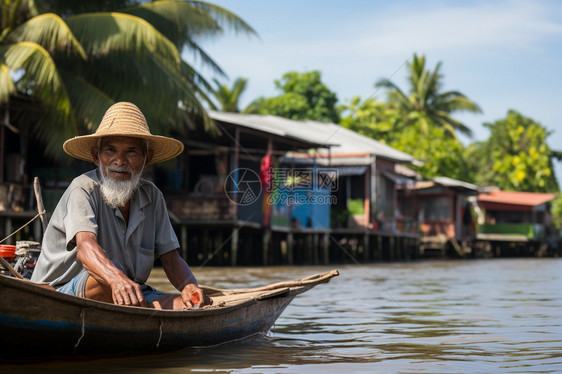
{"left": 181, "top": 60, "right": 213, "bottom": 92}
{"left": 77, "top": 48, "right": 213, "bottom": 135}
{"left": 0, "top": 0, "right": 40, "bottom": 35}
{"left": 0, "top": 41, "right": 77, "bottom": 155}
{"left": 375, "top": 78, "right": 409, "bottom": 107}
{"left": 436, "top": 91, "right": 482, "bottom": 113}
{"left": 433, "top": 111, "right": 473, "bottom": 138}
{"left": 119, "top": 1, "right": 255, "bottom": 75}
{"left": 231, "top": 77, "right": 248, "bottom": 98}
{"left": 181, "top": 37, "right": 225, "bottom": 76}
{"left": 1, "top": 41, "right": 71, "bottom": 118}
{"left": 179, "top": 60, "right": 215, "bottom": 106}
{"left": 187, "top": 1, "right": 258, "bottom": 36}
{"left": 8, "top": 13, "right": 87, "bottom": 59}
{"left": 121, "top": 1, "right": 222, "bottom": 47}
{"left": 408, "top": 54, "right": 425, "bottom": 93}
{"left": 58, "top": 69, "right": 115, "bottom": 133}
{"left": 66, "top": 12, "right": 180, "bottom": 64}
{"left": 0, "top": 63, "right": 16, "bottom": 102}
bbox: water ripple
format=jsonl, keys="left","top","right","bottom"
{"left": 3, "top": 258, "right": 561, "bottom": 373}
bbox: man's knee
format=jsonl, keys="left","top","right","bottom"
{"left": 83, "top": 259, "right": 124, "bottom": 303}
{"left": 85, "top": 276, "right": 113, "bottom": 303}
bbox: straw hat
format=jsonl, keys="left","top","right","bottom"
{"left": 63, "top": 102, "right": 184, "bottom": 165}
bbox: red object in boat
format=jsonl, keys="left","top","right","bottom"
{"left": 0, "top": 244, "right": 16, "bottom": 262}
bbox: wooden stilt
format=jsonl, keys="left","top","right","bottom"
{"left": 231, "top": 227, "right": 239, "bottom": 266}
{"left": 364, "top": 232, "right": 370, "bottom": 261}
{"left": 287, "top": 231, "right": 294, "bottom": 265}
{"left": 262, "top": 229, "right": 271, "bottom": 266}
{"left": 322, "top": 232, "right": 330, "bottom": 264}
{"left": 313, "top": 233, "right": 319, "bottom": 264}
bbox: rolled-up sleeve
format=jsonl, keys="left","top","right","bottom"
{"left": 63, "top": 187, "right": 98, "bottom": 251}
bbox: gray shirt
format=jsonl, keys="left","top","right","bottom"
{"left": 31, "top": 169, "right": 180, "bottom": 287}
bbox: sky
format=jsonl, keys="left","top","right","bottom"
{"left": 188, "top": 0, "right": 562, "bottom": 185}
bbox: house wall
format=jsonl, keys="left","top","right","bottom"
{"left": 375, "top": 158, "right": 399, "bottom": 232}
{"left": 416, "top": 191, "right": 456, "bottom": 238}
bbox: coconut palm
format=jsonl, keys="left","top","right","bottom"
{"left": 0, "top": 0, "right": 256, "bottom": 161}
{"left": 376, "top": 54, "right": 481, "bottom": 138}
{"left": 209, "top": 77, "right": 248, "bottom": 112}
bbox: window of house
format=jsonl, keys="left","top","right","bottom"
{"left": 419, "top": 197, "right": 451, "bottom": 220}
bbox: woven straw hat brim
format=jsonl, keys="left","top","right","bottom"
{"left": 62, "top": 102, "right": 184, "bottom": 165}
{"left": 63, "top": 134, "right": 184, "bottom": 165}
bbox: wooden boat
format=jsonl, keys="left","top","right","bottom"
{"left": 0, "top": 270, "right": 338, "bottom": 357}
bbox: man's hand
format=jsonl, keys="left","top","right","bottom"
{"left": 110, "top": 275, "right": 147, "bottom": 308}
{"left": 76, "top": 231, "right": 147, "bottom": 307}
{"left": 180, "top": 283, "right": 212, "bottom": 308}
{"left": 160, "top": 250, "right": 212, "bottom": 309}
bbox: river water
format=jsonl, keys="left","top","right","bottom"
{"left": 4, "top": 258, "right": 562, "bottom": 373}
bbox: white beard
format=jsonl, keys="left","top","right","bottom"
{"left": 98, "top": 164, "right": 142, "bottom": 209}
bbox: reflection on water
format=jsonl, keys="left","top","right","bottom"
{"left": 3, "top": 258, "right": 562, "bottom": 373}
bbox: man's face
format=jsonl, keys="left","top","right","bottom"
{"left": 92, "top": 136, "right": 151, "bottom": 180}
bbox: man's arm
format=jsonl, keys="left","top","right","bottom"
{"left": 76, "top": 231, "right": 146, "bottom": 307}
{"left": 159, "top": 250, "right": 212, "bottom": 308}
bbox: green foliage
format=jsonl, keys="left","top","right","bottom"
{"left": 347, "top": 198, "right": 365, "bottom": 215}
{"left": 552, "top": 195, "right": 562, "bottom": 229}
{"left": 339, "top": 54, "right": 480, "bottom": 180}
{"left": 347, "top": 53, "right": 480, "bottom": 180}
{"left": 465, "top": 110, "right": 559, "bottom": 192}
{"left": 210, "top": 77, "right": 248, "bottom": 112}
{"left": 245, "top": 71, "right": 339, "bottom": 123}
{"left": 338, "top": 96, "right": 398, "bottom": 142}
{"left": 391, "top": 122, "right": 468, "bottom": 180}
{"left": 376, "top": 53, "right": 481, "bottom": 139}
{"left": 0, "top": 0, "right": 256, "bottom": 160}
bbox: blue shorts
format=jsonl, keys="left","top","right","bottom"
{"left": 56, "top": 265, "right": 169, "bottom": 303}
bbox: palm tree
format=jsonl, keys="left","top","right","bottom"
{"left": 209, "top": 77, "right": 248, "bottom": 112}
{"left": 376, "top": 54, "right": 481, "bottom": 139}
{"left": 0, "top": 0, "right": 256, "bottom": 162}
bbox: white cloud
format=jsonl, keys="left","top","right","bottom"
{"left": 195, "top": 0, "right": 562, "bottom": 137}
{"left": 254, "top": 0, "right": 562, "bottom": 65}
{"left": 189, "top": 0, "right": 562, "bottom": 185}
{"left": 351, "top": 1, "right": 561, "bottom": 54}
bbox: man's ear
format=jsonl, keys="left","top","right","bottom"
{"left": 91, "top": 147, "right": 99, "bottom": 166}
{"left": 145, "top": 149, "right": 154, "bottom": 166}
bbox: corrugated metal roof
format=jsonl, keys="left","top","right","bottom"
{"left": 415, "top": 177, "right": 480, "bottom": 192}
{"left": 209, "top": 112, "right": 417, "bottom": 164}
{"left": 478, "top": 190, "right": 557, "bottom": 206}
{"left": 433, "top": 177, "right": 479, "bottom": 191}
{"left": 209, "top": 111, "right": 336, "bottom": 148}
{"left": 303, "top": 120, "right": 416, "bottom": 163}
{"left": 280, "top": 155, "right": 373, "bottom": 166}
{"left": 383, "top": 171, "right": 416, "bottom": 186}
{"left": 337, "top": 165, "right": 369, "bottom": 176}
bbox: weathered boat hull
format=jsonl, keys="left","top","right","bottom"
{"left": 0, "top": 270, "right": 337, "bottom": 357}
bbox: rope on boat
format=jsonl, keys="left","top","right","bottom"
{"left": 0, "top": 256, "right": 24, "bottom": 279}
{"left": 156, "top": 319, "right": 163, "bottom": 349}
{"left": 0, "top": 210, "right": 46, "bottom": 244}
{"left": 74, "top": 308, "right": 86, "bottom": 353}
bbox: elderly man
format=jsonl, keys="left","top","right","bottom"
{"left": 31, "top": 102, "right": 211, "bottom": 310}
